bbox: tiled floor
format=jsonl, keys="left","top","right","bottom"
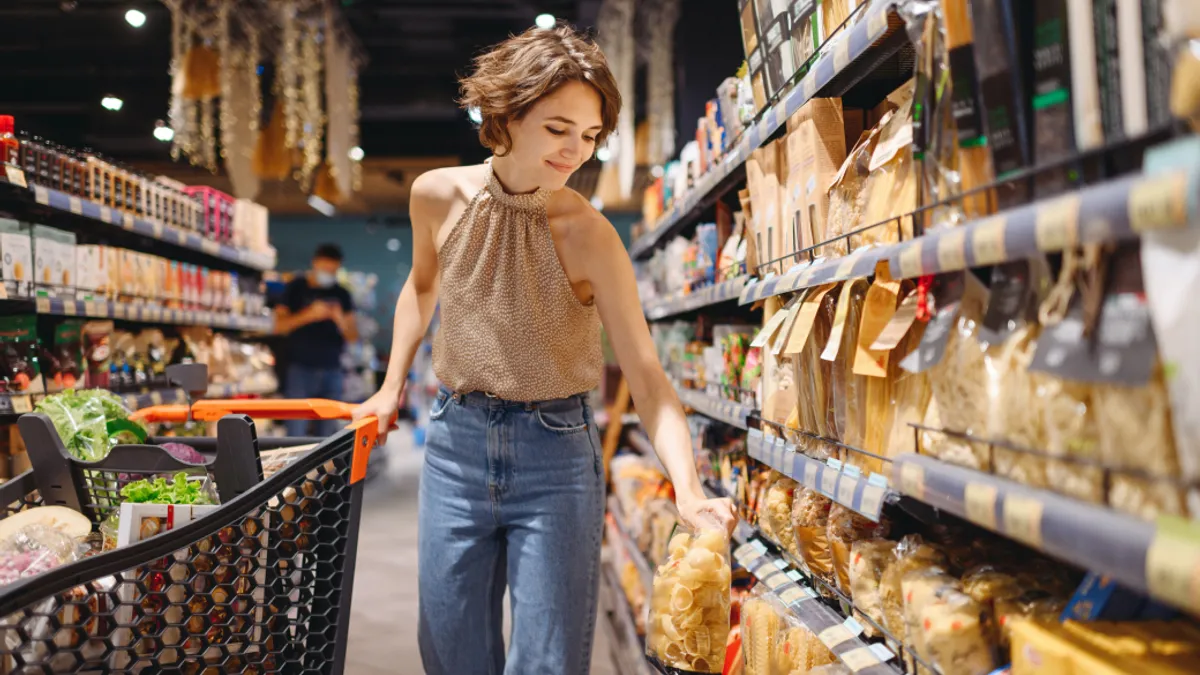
{"left": 345, "top": 433, "right": 621, "bottom": 675}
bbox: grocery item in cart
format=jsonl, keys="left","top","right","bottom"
{"left": 645, "top": 527, "right": 732, "bottom": 673}
{"left": 0, "top": 523, "right": 87, "bottom": 587}
{"left": 35, "top": 387, "right": 145, "bottom": 460}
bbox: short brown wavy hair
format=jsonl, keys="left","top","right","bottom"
{"left": 459, "top": 24, "right": 622, "bottom": 155}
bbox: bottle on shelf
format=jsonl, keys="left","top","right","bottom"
{"left": 0, "top": 116, "right": 19, "bottom": 168}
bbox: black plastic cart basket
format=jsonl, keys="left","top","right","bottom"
{"left": 0, "top": 375, "right": 385, "bottom": 675}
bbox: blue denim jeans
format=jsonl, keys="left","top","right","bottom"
{"left": 283, "top": 363, "right": 345, "bottom": 438}
{"left": 418, "top": 388, "right": 606, "bottom": 675}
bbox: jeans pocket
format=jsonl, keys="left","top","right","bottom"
{"left": 534, "top": 402, "right": 588, "bottom": 435}
{"left": 429, "top": 391, "right": 453, "bottom": 421}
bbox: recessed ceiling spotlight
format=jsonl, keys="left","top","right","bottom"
{"left": 125, "top": 9, "right": 146, "bottom": 27}
{"left": 101, "top": 96, "right": 124, "bottom": 112}
{"left": 535, "top": 13, "right": 556, "bottom": 29}
{"left": 349, "top": 146, "right": 365, "bottom": 161}
{"left": 153, "top": 121, "right": 174, "bottom": 142}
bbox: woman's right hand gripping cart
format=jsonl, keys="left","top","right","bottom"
{"left": 352, "top": 384, "right": 404, "bottom": 444}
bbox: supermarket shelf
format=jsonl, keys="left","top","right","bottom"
{"left": 740, "top": 244, "right": 897, "bottom": 305}
{"left": 643, "top": 276, "right": 751, "bottom": 320}
{"left": 116, "top": 382, "right": 278, "bottom": 411}
{"left": 891, "top": 452, "right": 1200, "bottom": 617}
{"left": 745, "top": 428, "right": 892, "bottom": 522}
{"left": 0, "top": 393, "right": 34, "bottom": 419}
{"left": 32, "top": 296, "right": 273, "bottom": 332}
{"left": 732, "top": 530, "right": 903, "bottom": 675}
{"left": 608, "top": 496, "right": 656, "bottom": 594}
{"left": 601, "top": 562, "right": 656, "bottom": 675}
{"left": 0, "top": 176, "right": 275, "bottom": 271}
{"left": 886, "top": 159, "right": 1200, "bottom": 280}
{"left": 629, "top": 0, "right": 907, "bottom": 260}
{"left": 673, "top": 384, "right": 753, "bottom": 429}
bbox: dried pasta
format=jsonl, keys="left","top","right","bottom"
{"left": 902, "top": 567, "right": 960, "bottom": 675}
{"left": 922, "top": 314, "right": 991, "bottom": 471}
{"left": 763, "top": 477, "right": 800, "bottom": 558}
{"left": 880, "top": 536, "right": 947, "bottom": 639}
{"left": 741, "top": 591, "right": 779, "bottom": 675}
{"left": 884, "top": 320, "right": 931, "bottom": 458}
{"left": 790, "top": 487, "right": 835, "bottom": 595}
{"left": 646, "top": 528, "right": 731, "bottom": 672}
{"left": 849, "top": 539, "right": 897, "bottom": 637}
{"left": 1038, "top": 376, "right": 1104, "bottom": 504}
{"left": 920, "top": 589, "right": 999, "bottom": 675}
{"left": 828, "top": 504, "right": 890, "bottom": 597}
{"left": 985, "top": 326, "right": 1048, "bottom": 488}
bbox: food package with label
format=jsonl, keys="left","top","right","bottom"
{"left": 773, "top": 612, "right": 837, "bottom": 675}
{"left": 995, "top": 591, "right": 1067, "bottom": 657}
{"left": 857, "top": 100, "right": 916, "bottom": 249}
{"left": 920, "top": 294, "right": 991, "bottom": 471}
{"left": 824, "top": 129, "right": 879, "bottom": 258}
{"left": 1037, "top": 375, "right": 1105, "bottom": 504}
{"left": 827, "top": 503, "right": 889, "bottom": 598}
{"left": 849, "top": 539, "right": 897, "bottom": 637}
{"left": 901, "top": 566, "right": 961, "bottom": 675}
{"left": 795, "top": 286, "right": 840, "bottom": 458}
{"left": 920, "top": 588, "right": 1000, "bottom": 675}
{"left": 883, "top": 311, "right": 930, "bottom": 458}
{"left": 960, "top": 566, "right": 1022, "bottom": 650}
{"left": 789, "top": 486, "right": 834, "bottom": 595}
{"left": 826, "top": 281, "right": 876, "bottom": 471}
{"left": 763, "top": 476, "right": 800, "bottom": 558}
{"left": 645, "top": 527, "right": 731, "bottom": 673}
{"left": 784, "top": 98, "right": 847, "bottom": 253}
{"left": 1009, "top": 618, "right": 1200, "bottom": 675}
{"left": 985, "top": 325, "right": 1048, "bottom": 488}
{"left": 880, "top": 535, "right": 948, "bottom": 639}
{"left": 741, "top": 587, "right": 782, "bottom": 675}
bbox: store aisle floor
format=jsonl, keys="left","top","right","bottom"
{"left": 346, "top": 431, "right": 620, "bottom": 675}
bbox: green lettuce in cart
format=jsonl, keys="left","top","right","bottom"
{"left": 34, "top": 389, "right": 147, "bottom": 461}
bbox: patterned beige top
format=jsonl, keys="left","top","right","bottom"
{"left": 431, "top": 164, "right": 603, "bottom": 402}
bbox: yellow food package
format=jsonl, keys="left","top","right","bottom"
{"left": 1010, "top": 618, "right": 1200, "bottom": 675}
{"left": 645, "top": 527, "right": 732, "bottom": 673}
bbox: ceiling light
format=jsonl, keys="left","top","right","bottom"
{"left": 590, "top": 196, "right": 604, "bottom": 211}
{"left": 535, "top": 13, "right": 556, "bottom": 29}
{"left": 308, "top": 195, "right": 336, "bottom": 217}
{"left": 125, "top": 9, "right": 146, "bottom": 27}
{"left": 153, "top": 122, "right": 174, "bottom": 142}
{"left": 467, "top": 106, "right": 482, "bottom": 125}
{"left": 596, "top": 146, "right": 613, "bottom": 163}
{"left": 349, "top": 146, "right": 365, "bottom": 161}
{"left": 101, "top": 96, "right": 123, "bottom": 111}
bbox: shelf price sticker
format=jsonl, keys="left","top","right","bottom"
{"left": 899, "top": 462, "right": 925, "bottom": 499}
{"left": 821, "top": 460, "right": 841, "bottom": 496}
{"left": 869, "top": 643, "right": 896, "bottom": 662}
{"left": 837, "top": 469, "right": 859, "bottom": 508}
{"left": 1035, "top": 193, "right": 1081, "bottom": 251}
{"left": 859, "top": 473, "right": 889, "bottom": 519}
{"left": 840, "top": 646, "right": 881, "bottom": 672}
{"left": 972, "top": 215, "right": 1009, "bottom": 266}
{"left": 936, "top": 228, "right": 967, "bottom": 272}
{"left": 99, "top": 206, "right": 112, "bottom": 224}
{"left": 786, "top": 569, "right": 804, "bottom": 582}
{"left": 833, "top": 36, "right": 852, "bottom": 71}
{"left": 764, "top": 571, "right": 790, "bottom": 590}
{"left": 62, "top": 301, "right": 77, "bottom": 316}
{"left": 817, "top": 623, "right": 855, "bottom": 650}
{"left": 33, "top": 185, "right": 49, "bottom": 205}
{"left": 867, "top": 5, "right": 889, "bottom": 37}
{"left": 734, "top": 543, "right": 759, "bottom": 562}
{"left": 964, "top": 482, "right": 999, "bottom": 530}
{"left": 1129, "top": 172, "right": 1188, "bottom": 232}
{"left": 1145, "top": 516, "right": 1200, "bottom": 615}
{"left": 5, "top": 166, "right": 27, "bottom": 188}
{"left": 804, "top": 459, "right": 821, "bottom": 490}
{"left": 35, "top": 297, "right": 50, "bottom": 313}
{"left": 68, "top": 196, "right": 83, "bottom": 215}
{"left": 779, "top": 585, "right": 808, "bottom": 606}
{"left": 122, "top": 213, "right": 135, "bottom": 230}
{"left": 898, "top": 241, "right": 923, "bottom": 278}
{"left": 749, "top": 428, "right": 765, "bottom": 460}
{"left": 1003, "top": 494, "right": 1045, "bottom": 548}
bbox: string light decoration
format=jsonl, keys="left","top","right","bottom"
{"left": 158, "top": 0, "right": 365, "bottom": 198}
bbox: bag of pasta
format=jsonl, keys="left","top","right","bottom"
{"left": 849, "top": 539, "right": 897, "bottom": 637}
{"left": 921, "top": 291, "right": 991, "bottom": 471}
{"left": 858, "top": 98, "right": 916, "bottom": 248}
{"left": 985, "top": 325, "right": 1048, "bottom": 488}
{"left": 645, "top": 527, "right": 732, "bottom": 673}
{"left": 902, "top": 566, "right": 961, "bottom": 675}
{"left": 1037, "top": 375, "right": 1105, "bottom": 504}
{"left": 789, "top": 486, "right": 835, "bottom": 595}
{"left": 921, "top": 589, "right": 1000, "bottom": 675}
{"left": 884, "top": 313, "right": 931, "bottom": 458}
{"left": 773, "top": 614, "right": 837, "bottom": 675}
{"left": 880, "top": 535, "right": 947, "bottom": 639}
{"left": 825, "top": 129, "right": 880, "bottom": 258}
{"left": 763, "top": 476, "right": 800, "bottom": 557}
{"left": 827, "top": 503, "right": 890, "bottom": 597}
{"left": 741, "top": 588, "right": 783, "bottom": 675}
{"left": 794, "top": 288, "right": 839, "bottom": 458}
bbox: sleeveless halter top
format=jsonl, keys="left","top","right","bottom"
{"left": 431, "top": 164, "right": 604, "bottom": 402}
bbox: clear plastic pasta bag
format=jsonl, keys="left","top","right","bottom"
{"left": 790, "top": 487, "right": 835, "bottom": 596}
{"left": 741, "top": 588, "right": 782, "bottom": 675}
{"left": 902, "top": 567, "right": 961, "bottom": 675}
{"left": 880, "top": 535, "right": 947, "bottom": 639}
{"left": 773, "top": 612, "right": 837, "bottom": 675}
{"left": 920, "top": 588, "right": 1000, "bottom": 675}
{"left": 922, "top": 315, "right": 990, "bottom": 470}
{"left": 849, "top": 539, "right": 897, "bottom": 637}
{"left": 828, "top": 504, "right": 890, "bottom": 597}
{"left": 1038, "top": 376, "right": 1105, "bottom": 504}
{"left": 646, "top": 527, "right": 732, "bottom": 673}
{"left": 984, "top": 325, "right": 1048, "bottom": 488}
{"left": 763, "top": 477, "right": 800, "bottom": 558}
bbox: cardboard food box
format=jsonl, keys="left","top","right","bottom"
{"left": 32, "top": 225, "right": 75, "bottom": 294}
{"left": 786, "top": 98, "right": 847, "bottom": 252}
{"left": 74, "top": 245, "right": 100, "bottom": 297}
{"left": 0, "top": 218, "right": 32, "bottom": 294}
{"left": 103, "top": 247, "right": 120, "bottom": 298}
{"left": 119, "top": 249, "right": 138, "bottom": 301}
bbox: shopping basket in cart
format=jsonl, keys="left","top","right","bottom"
{"left": 0, "top": 366, "right": 387, "bottom": 674}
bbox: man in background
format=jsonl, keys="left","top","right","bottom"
{"left": 275, "top": 243, "right": 358, "bottom": 437}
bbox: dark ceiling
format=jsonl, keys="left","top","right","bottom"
{"left": 0, "top": 0, "right": 597, "bottom": 165}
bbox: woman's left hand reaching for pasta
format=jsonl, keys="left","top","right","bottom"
{"left": 676, "top": 494, "right": 737, "bottom": 537}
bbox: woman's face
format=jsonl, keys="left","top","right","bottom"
{"left": 505, "top": 79, "right": 604, "bottom": 190}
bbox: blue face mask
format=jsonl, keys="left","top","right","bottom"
{"left": 314, "top": 270, "right": 337, "bottom": 288}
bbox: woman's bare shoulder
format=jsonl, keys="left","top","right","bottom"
{"left": 410, "top": 164, "right": 489, "bottom": 216}
{"left": 548, "top": 187, "right": 621, "bottom": 250}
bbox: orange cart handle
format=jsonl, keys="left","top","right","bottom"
{"left": 132, "top": 399, "right": 358, "bottom": 423}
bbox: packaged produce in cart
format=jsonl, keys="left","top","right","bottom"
{"left": 645, "top": 527, "right": 731, "bottom": 673}
{"left": 789, "top": 486, "right": 834, "bottom": 595}
{"left": 848, "top": 539, "right": 897, "bottom": 637}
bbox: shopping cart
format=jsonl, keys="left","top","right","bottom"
{"left": 0, "top": 365, "right": 388, "bottom": 674}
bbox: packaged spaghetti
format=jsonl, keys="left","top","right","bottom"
{"left": 645, "top": 527, "right": 732, "bottom": 673}
{"left": 763, "top": 477, "right": 800, "bottom": 557}
{"left": 884, "top": 318, "right": 931, "bottom": 458}
{"left": 794, "top": 288, "right": 839, "bottom": 458}
{"left": 881, "top": 536, "right": 948, "bottom": 639}
{"left": 828, "top": 504, "right": 890, "bottom": 597}
{"left": 790, "top": 487, "right": 835, "bottom": 593}
{"left": 741, "top": 588, "right": 781, "bottom": 675}
{"left": 849, "top": 539, "right": 898, "bottom": 637}
{"left": 920, "top": 589, "right": 1000, "bottom": 675}
{"left": 985, "top": 325, "right": 1048, "bottom": 489}
{"left": 827, "top": 281, "right": 877, "bottom": 472}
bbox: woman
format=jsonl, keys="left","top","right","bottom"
{"left": 352, "top": 23, "right": 736, "bottom": 675}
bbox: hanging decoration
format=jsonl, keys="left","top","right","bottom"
{"left": 159, "top": 0, "right": 364, "bottom": 199}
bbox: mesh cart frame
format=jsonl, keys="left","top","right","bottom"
{"left": 0, "top": 395, "right": 383, "bottom": 674}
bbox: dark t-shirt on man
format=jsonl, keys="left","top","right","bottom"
{"left": 282, "top": 276, "right": 354, "bottom": 368}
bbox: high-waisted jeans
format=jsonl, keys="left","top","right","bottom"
{"left": 418, "top": 387, "right": 606, "bottom": 675}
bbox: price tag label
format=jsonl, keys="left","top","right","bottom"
{"left": 843, "top": 616, "right": 865, "bottom": 636}
{"left": 1003, "top": 494, "right": 1045, "bottom": 548}
{"left": 898, "top": 242, "right": 923, "bottom": 278}
{"left": 114, "top": 304, "right": 127, "bottom": 319}
{"left": 122, "top": 213, "right": 135, "bottom": 230}
{"left": 35, "top": 297, "right": 50, "bottom": 313}
{"left": 764, "top": 571, "right": 790, "bottom": 590}
{"left": 734, "top": 543, "right": 759, "bottom": 561}
{"left": 1145, "top": 517, "right": 1200, "bottom": 615}
{"left": 10, "top": 395, "right": 32, "bottom": 414}
{"left": 1129, "top": 172, "right": 1187, "bottom": 232}
{"left": 833, "top": 36, "right": 851, "bottom": 71}
{"left": 837, "top": 472, "right": 859, "bottom": 507}
{"left": 786, "top": 569, "right": 803, "bottom": 582}
{"left": 835, "top": 253, "right": 859, "bottom": 280}
{"left": 1035, "top": 193, "right": 1081, "bottom": 251}
{"left": 175, "top": 228, "right": 189, "bottom": 245}
{"left": 803, "top": 74, "right": 817, "bottom": 101}
{"left": 821, "top": 464, "right": 840, "bottom": 496}
{"left": 68, "top": 196, "right": 83, "bottom": 215}
{"left": 774, "top": 558, "right": 789, "bottom": 571}
{"left": 151, "top": 221, "right": 164, "bottom": 237}
{"left": 859, "top": 478, "right": 888, "bottom": 518}
{"left": 965, "top": 482, "right": 999, "bottom": 530}
{"left": 818, "top": 623, "right": 855, "bottom": 649}
{"left": 972, "top": 216, "right": 1008, "bottom": 266}
{"left": 936, "top": 228, "right": 967, "bottom": 272}
{"left": 62, "top": 301, "right": 77, "bottom": 316}
{"left": 779, "top": 586, "right": 808, "bottom": 605}
{"left": 5, "top": 166, "right": 27, "bottom": 188}
{"left": 900, "top": 462, "right": 925, "bottom": 499}
{"left": 202, "top": 239, "right": 222, "bottom": 255}
{"left": 869, "top": 643, "right": 896, "bottom": 662}
{"left": 34, "top": 185, "right": 49, "bottom": 205}
{"left": 149, "top": 390, "right": 163, "bottom": 405}
{"left": 841, "top": 646, "right": 881, "bottom": 672}
{"left": 752, "top": 540, "right": 768, "bottom": 554}
{"left": 99, "top": 206, "right": 112, "bottom": 224}
{"left": 804, "top": 460, "right": 820, "bottom": 489}
{"left": 749, "top": 428, "right": 764, "bottom": 459}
